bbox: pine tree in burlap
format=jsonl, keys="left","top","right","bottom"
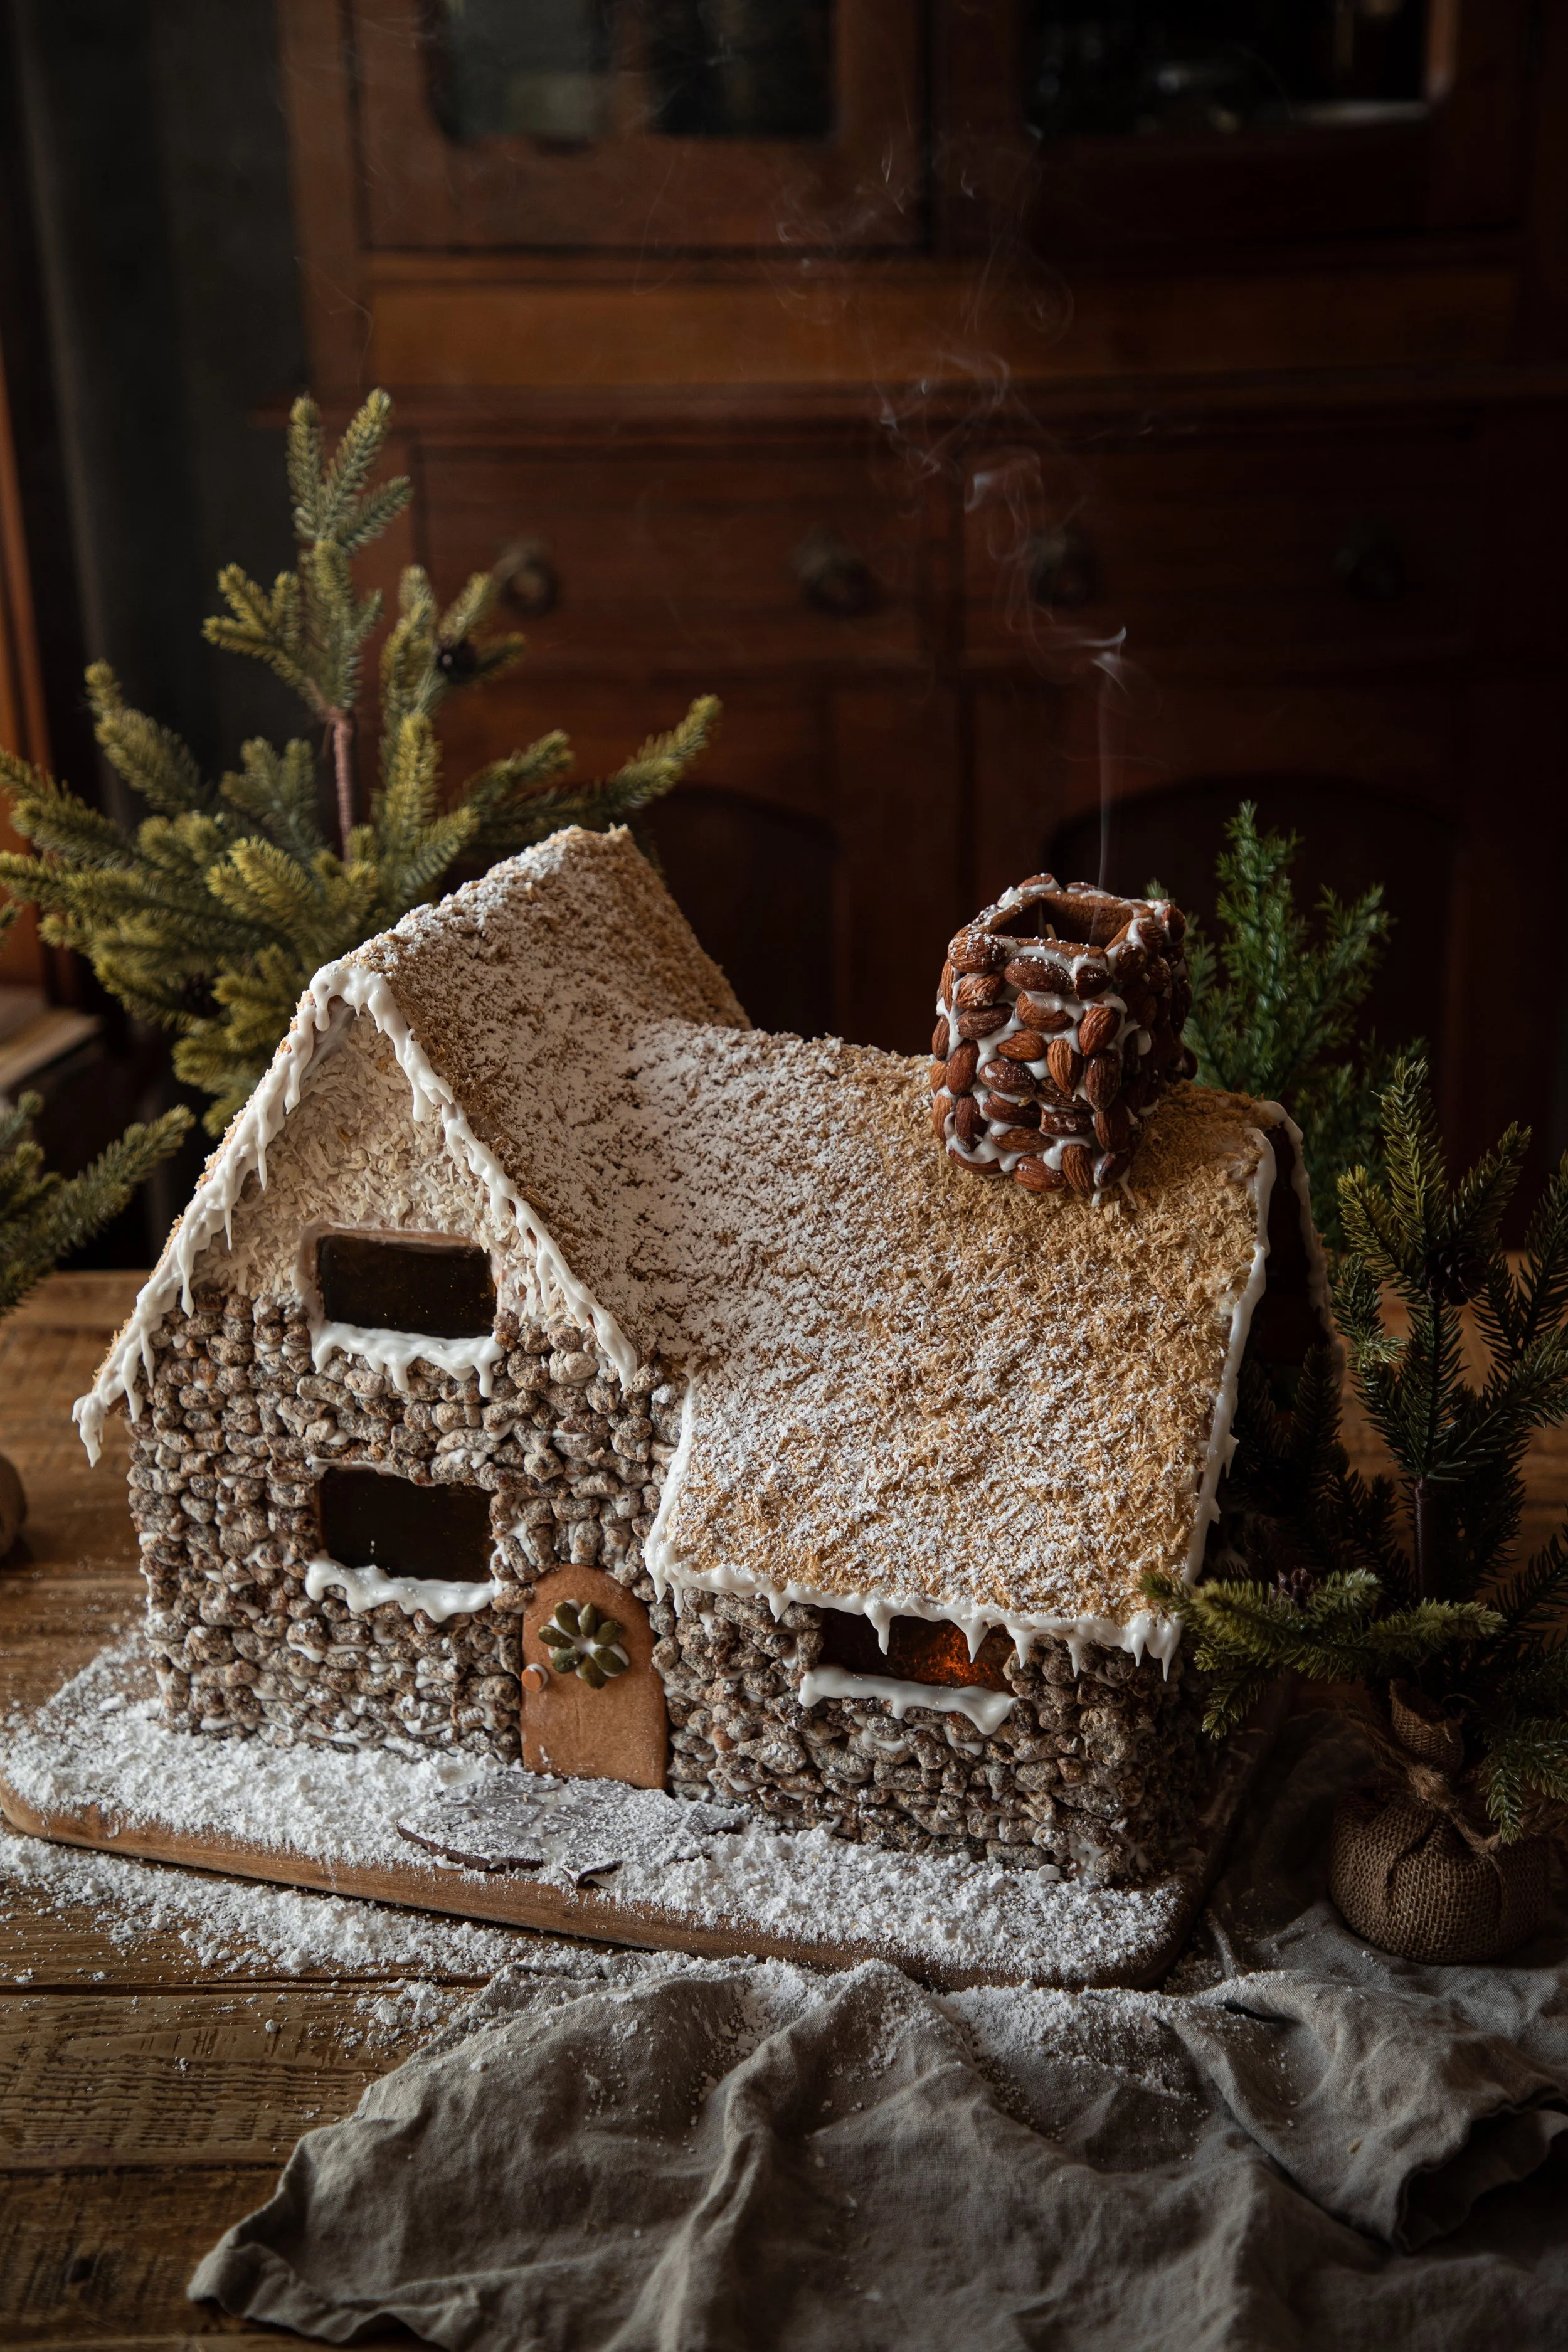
{"left": 1173, "top": 804, "right": 1399, "bottom": 1246}
{"left": 1144, "top": 1056, "right": 1568, "bottom": 1841}
{"left": 0, "top": 392, "right": 718, "bottom": 1133}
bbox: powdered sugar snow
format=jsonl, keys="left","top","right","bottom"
{"left": 3, "top": 1638, "right": 1190, "bottom": 1989}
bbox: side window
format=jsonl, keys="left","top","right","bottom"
{"left": 819, "top": 1609, "right": 1014, "bottom": 1693}
{"left": 319, "top": 1466, "right": 491, "bottom": 1579}
{"left": 316, "top": 1234, "right": 495, "bottom": 1338}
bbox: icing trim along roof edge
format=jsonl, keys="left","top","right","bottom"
{"left": 643, "top": 1380, "right": 1189, "bottom": 1671}
{"left": 73, "top": 953, "right": 639, "bottom": 1464}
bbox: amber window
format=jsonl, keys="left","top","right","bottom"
{"left": 819, "top": 1609, "right": 1015, "bottom": 1693}
{"left": 318, "top": 1467, "right": 492, "bottom": 1581}
{"left": 315, "top": 1234, "right": 496, "bottom": 1338}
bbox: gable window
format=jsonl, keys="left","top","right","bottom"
{"left": 819, "top": 1609, "right": 1014, "bottom": 1693}
{"left": 319, "top": 1466, "right": 492, "bottom": 1581}
{"left": 316, "top": 1234, "right": 495, "bottom": 1338}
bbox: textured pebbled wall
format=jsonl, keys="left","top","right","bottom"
{"left": 129, "top": 1295, "right": 1213, "bottom": 1883}
{"left": 127, "top": 1293, "right": 675, "bottom": 1762}
{"left": 657, "top": 1594, "right": 1213, "bottom": 1884}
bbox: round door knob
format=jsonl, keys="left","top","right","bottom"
{"left": 496, "top": 537, "right": 560, "bottom": 618}
{"left": 1332, "top": 519, "right": 1404, "bottom": 605}
{"left": 793, "top": 525, "right": 878, "bottom": 615}
{"left": 1025, "top": 525, "right": 1098, "bottom": 610}
{"left": 520, "top": 1663, "right": 550, "bottom": 1693}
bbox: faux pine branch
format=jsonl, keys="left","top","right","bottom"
{"left": 1173, "top": 804, "right": 1398, "bottom": 1244}
{"left": 0, "top": 1088, "right": 190, "bottom": 1322}
{"left": 1144, "top": 1056, "right": 1568, "bottom": 1840}
{"left": 0, "top": 391, "right": 719, "bottom": 1133}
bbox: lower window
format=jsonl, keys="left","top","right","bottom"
{"left": 317, "top": 1468, "right": 491, "bottom": 1581}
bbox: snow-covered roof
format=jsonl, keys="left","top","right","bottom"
{"left": 81, "top": 827, "right": 1325, "bottom": 1650}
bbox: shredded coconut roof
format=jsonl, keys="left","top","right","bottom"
{"left": 87, "top": 827, "right": 1304, "bottom": 1626}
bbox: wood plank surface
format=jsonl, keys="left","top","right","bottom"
{"left": 0, "top": 1275, "right": 552, "bottom": 2345}
{"left": 0, "top": 1986, "right": 468, "bottom": 2169}
{"left": 2, "top": 1269, "right": 1565, "bottom": 2347}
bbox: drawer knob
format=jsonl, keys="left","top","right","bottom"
{"left": 1332, "top": 519, "right": 1404, "bottom": 604}
{"left": 1025, "top": 525, "right": 1098, "bottom": 610}
{"left": 496, "top": 536, "right": 560, "bottom": 618}
{"left": 793, "top": 526, "right": 877, "bottom": 616}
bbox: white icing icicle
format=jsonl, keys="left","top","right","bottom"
{"left": 1179, "top": 1105, "right": 1332, "bottom": 1590}
{"left": 309, "top": 1319, "right": 504, "bottom": 1397}
{"left": 73, "top": 956, "right": 637, "bottom": 1461}
{"left": 303, "top": 1555, "right": 500, "bottom": 1623}
{"left": 1261, "top": 1098, "right": 1337, "bottom": 1333}
{"left": 798, "top": 1665, "right": 1016, "bottom": 1736}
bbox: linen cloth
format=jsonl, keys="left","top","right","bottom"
{"left": 191, "top": 1714, "right": 1568, "bottom": 2350}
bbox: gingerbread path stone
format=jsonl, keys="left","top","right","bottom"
{"left": 521, "top": 1564, "right": 667, "bottom": 1789}
{"left": 931, "top": 874, "right": 1194, "bottom": 1199}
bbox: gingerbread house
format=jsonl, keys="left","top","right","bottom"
{"left": 77, "top": 827, "right": 1331, "bottom": 1884}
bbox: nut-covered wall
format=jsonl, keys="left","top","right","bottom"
{"left": 130, "top": 1290, "right": 1214, "bottom": 1884}
{"left": 129, "top": 1291, "right": 679, "bottom": 1758}
{"left": 656, "top": 1592, "right": 1212, "bottom": 1883}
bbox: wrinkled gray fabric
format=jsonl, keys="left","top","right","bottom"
{"left": 191, "top": 1715, "right": 1568, "bottom": 2350}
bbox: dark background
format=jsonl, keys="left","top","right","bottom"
{"left": 1, "top": 0, "right": 1565, "bottom": 1256}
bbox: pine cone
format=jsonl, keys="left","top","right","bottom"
{"left": 1274, "top": 1566, "right": 1317, "bottom": 1609}
{"left": 1422, "top": 1237, "right": 1488, "bottom": 1305}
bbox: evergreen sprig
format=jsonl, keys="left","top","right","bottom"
{"left": 1173, "top": 804, "right": 1399, "bottom": 1244}
{"left": 0, "top": 1084, "right": 190, "bottom": 1321}
{"left": 0, "top": 392, "right": 718, "bottom": 1134}
{"left": 1143, "top": 1564, "right": 1499, "bottom": 1740}
{"left": 1142, "top": 1056, "right": 1568, "bottom": 1840}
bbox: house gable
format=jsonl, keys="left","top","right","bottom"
{"left": 218, "top": 1011, "right": 522, "bottom": 1320}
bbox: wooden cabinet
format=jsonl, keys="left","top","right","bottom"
{"left": 342, "top": 0, "right": 923, "bottom": 251}
{"left": 276, "top": 0, "right": 1568, "bottom": 1196}
{"left": 959, "top": 425, "right": 1484, "bottom": 674}
{"left": 420, "top": 445, "right": 933, "bottom": 674}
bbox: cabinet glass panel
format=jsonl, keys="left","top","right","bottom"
{"left": 432, "top": 1, "right": 834, "bottom": 145}
{"left": 1027, "top": 1, "right": 1433, "bottom": 141}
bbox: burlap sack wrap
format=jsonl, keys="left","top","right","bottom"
{"left": 1330, "top": 1683, "right": 1552, "bottom": 1965}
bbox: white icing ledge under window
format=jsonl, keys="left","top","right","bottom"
{"left": 309, "top": 1318, "right": 504, "bottom": 1397}
{"left": 74, "top": 955, "right": 638, "bottom": 1462}
{"left": 304, "top": 1555, "right": 500, "bottom": 1623}
{"left": 798, "top": 1665, "right": 1015, "bottom": 1736}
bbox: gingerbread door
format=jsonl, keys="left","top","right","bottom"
{"left": 519, "top": 1565, "right": 667, "bottom": 1790}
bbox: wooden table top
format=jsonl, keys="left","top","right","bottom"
{"left": 2, "top": 1271, "right": 1564, "bottom": 2348}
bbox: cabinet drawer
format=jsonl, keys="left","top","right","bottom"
{"left": 421, "top": 450, "right": 927, "bottom": 672}
{"left": 961, "top": 430, "right": 1481, "bottom": 671}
